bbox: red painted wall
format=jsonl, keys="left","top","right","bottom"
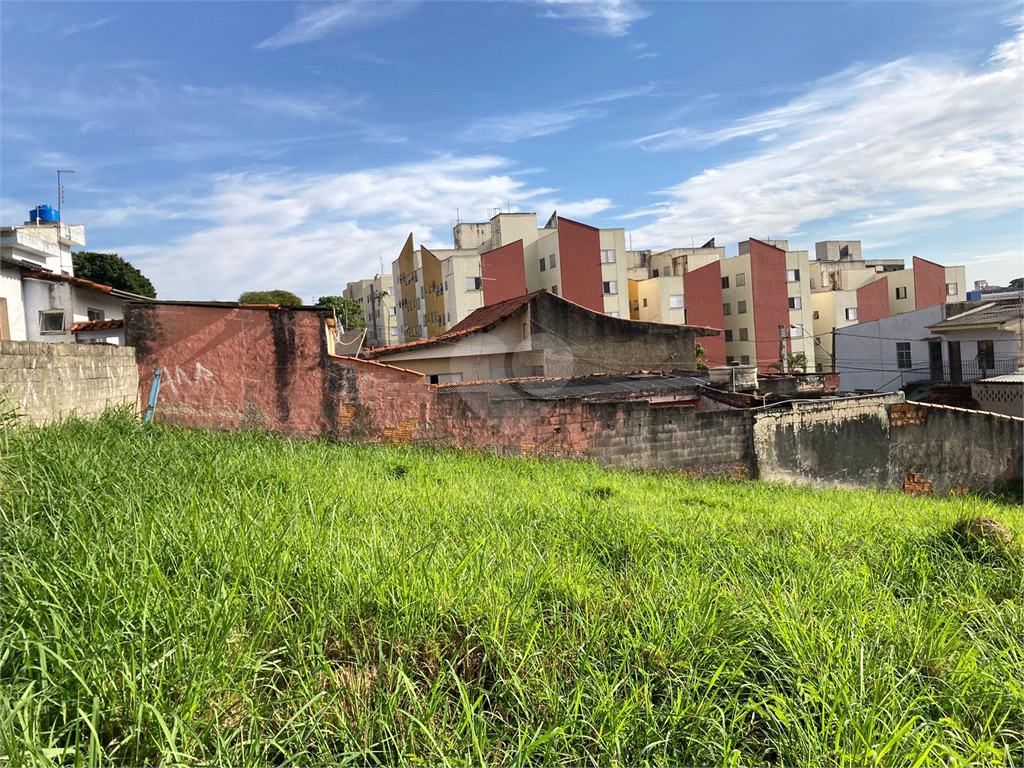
{"left": 913, "top": 256, "right": 946, "bottom": 309}
{"left": 856, "top": 276, "right": 890, "bottom": 323}
{"left": 481, "top": 240, "right": 527, "bottom": 305}
{"left": 748, "top": 239, "right": 791, "bottom": 373}
{"left": 683, "top": 259, "right": 727, "bottom": 367}
{"left": 556, "top": 217, "right": 604, "bottom": 313}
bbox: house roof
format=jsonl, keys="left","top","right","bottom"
{"left": 22, "top": 270, "right": 153, "bottom": 301}
{"left": 365, "top": 291, "right": 542, "bottom": 357}
{"left": 435, "top": 370, "right": 711, "bottom": 402}
{"left": 928, "top": 302, "right": 1023, "bottom": 330}
{"left": 68, "top": 319, "right": 124, "bottom": 333}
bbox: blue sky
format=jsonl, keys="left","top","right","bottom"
{"left": 2, "top": 1, "right": 1021, "bottom": 301}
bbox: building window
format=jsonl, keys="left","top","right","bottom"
{"left": 896, "top": 286, "right": 908, "bottom": 300}
{"left": 550, "top": 253, "right": 557, "bottom": 268}
{"left": 600, "top": 249, "right": 616, "bottom": 263}
{"left": 722, "top": 303, "right": 731, "bottom": 316}
{"left": 721, "top": 276, "right": 730, "bottom": 289}
{"left": 788, "top": 297, "right": 802, "bottom": 309}
{"left": 735, "top": 273, "right": 746, "bottom": 287}
{"left": 725, "top": 356, "right": 735, "bottom": 365}
{"left": 388, "top": 286, "right": 394, "bottom": 295}
{"left": 540, "top": 257, "right": 547, "bottom": 272}
{"left": 420, "top": 286, "right": 425, "bottom": 299}
{"left": 977, "top": 340, "right": 995, "bottom": 369}
{"left": 845, "top": 307, "right": 858, "bottom": 321}
{"left": 652, "top": 269, "right": 659, "bottom": 278}
{"left": 669, "top": 294, "right": 684, "bottom": 308}
{"left": 444, "top": 281, "right": 448, "bottom": 292}
{"left": 390, "top": 326, "right": 398, "bottom": 337}
{"left": 447, "top": 313, "right": 451, "bottom": 323}
{"left": 813, "top": 311, "right": 820, "bottom": 320}
{"left": 791, "top": 326, "right": 804, "bottom": 337}
{"left": 466, "top": 276, "right": 482, "bottom": 291}
{"left": 551, "top": 285, "right": 558, "bottom": 295}
{"left": 389, "top": 307, "right": 396, "bottom": 315}
{"left": 724, "top": 330, "right": 734, "bottom": 342}
{"left": 741, "top": 355, "right": 750, "bottom": 365}
{"left": 606, "top": 311, "right": 620, "bottom": 318}
{"left": 737, "top": 300, "right": 747, "bottom": 314}
{"left": 810, "top": 278, "right": 816, "bottom": 289}
{"left": 816, "top": 363, "right": 823, "bottom": 372}
{"left": 603, "top": 280, "right": 618, "bottom": 295}
{"left": 946, "top": 283, "right": 958, "bottom": 296}
{"left": 739, "top": 327, "right": 748, "bottom": 341}
{"left": 642, "top": 298, "right": 648, "bottom": 307}
{"left": 896, "top": 342, "right": 912, "bottom": 369}
{"left": 87, "top": 308, "right": 105, "bottom": 321}
{"left": 39, "top": 310, "right": 65, "bottom": 334}
{"left": 786, "top": 269, "right": 800, "bottom": 282}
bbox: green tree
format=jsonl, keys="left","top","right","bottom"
{"left": 238, "top": 290, "right": 303, "bottom": 307}
{"left": 695, "top": 342, "right": 709, "bottom": 371}
{"left": 72, "top": 252, "right": 157, "bottom": 298}
{"left": 1009, "top": 277, "right": 1023, "bottom": 291}
{"left": 769, "top": 351, "right": 809, "bottom": 373}
{"left": 316, "top": 296, "right": 365, "bottom": 329}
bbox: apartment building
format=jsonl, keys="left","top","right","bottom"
{"left": 393, "top": 235, "right": 483, "bottom": 342}
{"left": 809, "top": 241, "right": 967, "bottom": 371}
{"left": 342, "top": 273, "right": 396, "bottom": 346}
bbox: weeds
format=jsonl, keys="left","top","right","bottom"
{"left": 1, "top": 412, "right": 1021, "bottom": 766}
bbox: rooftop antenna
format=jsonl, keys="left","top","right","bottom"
{"left": 57, "top": 168, "right": 75, "bottom": 226}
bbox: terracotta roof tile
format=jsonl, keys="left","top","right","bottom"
{"left": 23, "top": 270, "right": 114, "bottom": 295}
{"left": 68, "top": 318, "right": 124, "bottom": 333}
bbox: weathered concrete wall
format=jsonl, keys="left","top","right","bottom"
{"left": 754, "top": 395, "right": 901, "bottom": 488}
{"left": 888, "top": 402, "right": 1023, "bottom": 495}
{"left": 0, "top": 340, "right": 138, "bottom": 424}
{"left": 754, "top": 395, "right": 1023, "bottom": 495}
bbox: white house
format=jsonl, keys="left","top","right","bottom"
{"left": 1, "top": 207, "right": 150, "bottom": 344}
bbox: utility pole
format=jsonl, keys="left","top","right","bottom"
{"left": 778, "top": 325, "right": 789, "bottom": 374}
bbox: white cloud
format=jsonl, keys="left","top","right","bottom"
{"left": 626, "top": 27, "right": 1024, "bottom": 254}
{"left": 535, "top": 0, "right": 648, "bottom": 37}
{"left": 255, "top": 2, "right": 413, "bottom": 50}
{"left": 111, "top": 156, "right": 607, "bottom": 300}
{"left": 58, "top": 16, "right": 115, "bottom": 38}
{"left": 459, "top": 109, "right": 601, "bottom": 143}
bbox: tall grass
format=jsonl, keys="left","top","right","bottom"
{"left": 2, "top": 410, "right": 1021, "bottom": 766}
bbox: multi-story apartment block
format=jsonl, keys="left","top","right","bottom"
{"left": 393, "top": 235, "right": 482, "bottom": 342}
{"left": 809, "top": 241, "right": 967, "bottom": 372}
{"left": 342, "top": 273, "right": 396, "bottom": 346}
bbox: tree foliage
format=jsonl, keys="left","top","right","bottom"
{"left": 695, "top": 342, "right": 709, "bottom": 371}
{"left": 1009, "top": 277, "right": 1023, "bottom": 291}
{"left": 72, "top": 252, "right": 157, "bottom": 298}
{"left": 316, "top": 296, "right": 365, "bottom": 329}
{"left": 769, "top": 351, "right": 809, "bottom": 373}
{"left": 238, "top": 290, "right": 303, "bottom": 307}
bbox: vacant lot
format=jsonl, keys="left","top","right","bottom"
{"left": 2, "top": 411, "right": 1020, "bottom": 766}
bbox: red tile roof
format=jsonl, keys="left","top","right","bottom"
{"left": 68, "top": 319, "right": 124, "bottom": 333}
{"left": 23, "top": 270, "right": 115, "bottom": 295}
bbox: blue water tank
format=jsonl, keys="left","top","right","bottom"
{"left": 29, "top": 205, "right": 59, "bottom": 223}
{"left": 966, "top": 291, "right": 981, "bottom": 301}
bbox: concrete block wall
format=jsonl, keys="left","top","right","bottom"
{"left": 0, "top": 340, "right": 139, "bottom": 425}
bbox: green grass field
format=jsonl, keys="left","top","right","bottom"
{"left": 2, "top": 410, "right": 1021, "bottom": 767}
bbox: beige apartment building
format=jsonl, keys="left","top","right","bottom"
{"left": 343, "top": 274, "right": 397, "bottom": 346}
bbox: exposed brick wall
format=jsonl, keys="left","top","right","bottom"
{"left": 913, "top": 256, "right": 946, "bottom": 310}
{"left": 856, "top": 276, "right": 889, "bottom": 323}
{"left": 481, "top": 241, "right": 527, "bottom": 305}
{"left": 0, "top": 340, "right": 138, "bottom": 425}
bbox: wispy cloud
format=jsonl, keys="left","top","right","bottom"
{"left": 59, "top": 16, "right": 115, "bottom": 38}
{"left": 255, "top": 2, "right": 413, "bottom": 51}
{"left": 535, "top": 0, "right": 649, "bottom": 37}
{"left": 626, "top": 26, "right": 1024, "bottom": 261}
{"left": 110, "top": 157, "right": 609, "bottom": 300}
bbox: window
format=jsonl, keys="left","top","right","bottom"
{"left": 788, "top": 297, "right": 802, "bottom": 309}
{"left": 642, "top": 298, "right": 648, "bottom": 308}
{"left": 810, "top": 278, "right": 816, "bottom": 289}
{"left": 420, "top": 286, "right": 425, "bottom": 299}
{"left": 816, "top": 363, "right": 823, "bottom": 372}
{"left": 390, "top": 326, "right": 398, "bottom": 336}
{"left": 600, "top": 249, "right": 617, "bottom": 263}
{"left": 735, "top": 273, "right": 746, "bottom": 287}
{"left": 549, "top": 253, "right": 557, "bottom": 268}
{"left": 39, "top": 310, "right": 65, "bottom": 334}
{"left": 540, "top": 257, "right": 547, "bottom": 272}
{"left": 466, "top": 276, "right": 482, "bottom": 291}
{"left": 946, "top": 283, "right": 958, "bottom": 296}
{"left": 786, "top": 269, "right": 800, "bottom": 282}
{"left": 976, "top": 340, "right": 995, "bottom": 369}
{"left": 845, "top": 307, "right": 858, "bottom": 321}
{"left": 725, "top": 356, "right": 735, "bottom": 365}
{"left": 722, "top": 303, "right": 731, "bottom": 316}
{"left": 813, "top": 310, "right": 820, "bottom": 320}
{"left": 739, "top": 327, "right": 749, "bottom": 341}
{"left": 896, "top": 286, "right": 908, "bottom": 300}
{"left": 428, "top": 373, "right": 464, "bottom": 385}
{"left": 522, "top": 323, "right": 529, "bottom": 340}
{"left": 741, "top": 355, "right": 750, "bottom": 365}
{"left": 388, "top": 286, "right": 394, "bottom": 295}
{"left": 721, "top": 276, "right": 730, "bottom": 289}
{"left": 669, "top": 294, "right": 685, "bottom": 308}
{"left": 447, "top": 313, "right": 451, "bottom": 323}
{"left": 606, "top": 311, "right": 620, "bottom": 318}
{"left": 444, "top": 281, "right": 448, "bottom": 291}
{"left": 603, "top": 280, "right": 618, "bottom": 295}
{"left": 652, "top": 269, "right": 659, "bottom": 278}
{"left": 724, "top": 330, "right": 734, "bottom": 341}
{"left": 896, "top": 342, "right": 912, "bottom": 370}
{"left": 87, "top": 308, "right": 104, "bottom": 321}
{"left": 791, "top": 326, "right": 804, "bottom": 338}
{"left": 737, "top": 300, "right": 747, "bottom": 314}
{"left": 551, "top": 285, "right": 558, "bottom": 295}
{"left": 389, "top": 307, "right": 396, "bottom": 315}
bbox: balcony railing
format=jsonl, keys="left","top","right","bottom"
{"left": 901, "top": 357, "right": 1020, "bottom": 385}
